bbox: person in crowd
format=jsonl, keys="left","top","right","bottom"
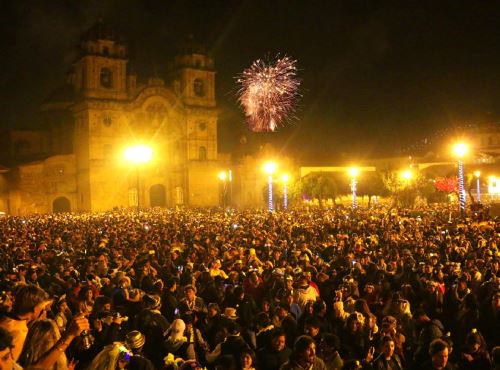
{"left": 0, "top": 327, "right": 22, "bottom": 370}
{"left": 134, "top": 294, "right": 169, "bottom": 368}
{"left": 492, "top": 346, "right": 500, "bottom": 370}
{"left": 241, "top": 348, "right": 256, "bottom": 370}
{"left": 457, "top": 329, "right": 492, "bottom": 370}
{"left": 0, "top": 206, "right": 499, "bottom": 369}
{"left": 178, "top": 285, "right": 207, "bottom": 318}
{"left": 0, "top": 285, "right": 53, "bottom": 361}
{"left": 421, "top": 338, "right": 454, "bottom": 370}
{"left": 87, "top": 342, "right": 132, "bottom": 370}
{"left": 413, "top": 309, "right": 445, "bottom": 365}
{"left": 18, "top": 319, "right": 70, "bottom": 370}
{"left": 53, "top": 295, "right": 71, "bottom": 335}
{"left": 124, "top": 330, "right": 155, "bottom": 370}
{"left": 371, "top": 335, "right": 403, "bottom": 370}
{"left": 256, "top": 328, "right": 291, "bottom": 370}
{"left": 206, "top": 321, "right": 249, "bottom": 368}
{"left": 316, "top": 333, "right": 343, "bottom": 370}
{"left": 164, "top": 319, "right": 190, "bottom": 361}
{"left": 279, "top": 335, "right": 327, "bottom": 370}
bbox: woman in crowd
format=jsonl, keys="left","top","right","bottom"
{"left": 19, "top": 319, "right": 70, "bottom": 370}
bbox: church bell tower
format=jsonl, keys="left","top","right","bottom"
{"left": 70, "top": 19, "right": 129, "bottom": 100}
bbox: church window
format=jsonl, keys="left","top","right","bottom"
{"left": 103, "top": 46, "right": 109, "bottom": 56}
{"left": 193, "top": 78, "right": 205, "bottom": 97}
{"left": 100, "top": 68, "right": 113, "bottom": 88}
{"left": 175, "top": 186, "right": 184, "bottom": 205}
{"left": 199, "top": 146, "right": 207, "bottom": 161}
{"left": 103, "top": 115, "right": 112, "bottom": 126}
{"left": 198, "top": 122, "right": 207, "bottom": 131}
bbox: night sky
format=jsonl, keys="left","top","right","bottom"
{"left": 1, "top": 1, "right": 500, "bottom": 162}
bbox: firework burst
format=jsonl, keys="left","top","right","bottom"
{"left": 237, "top": 56, "right": 300, "bottom": 132}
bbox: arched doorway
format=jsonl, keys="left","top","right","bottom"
{"left": 149, "top": 184, "right": 166, "bottom": 207}
{"left": 53, "top": 197, "right": 71, "bottom": 213}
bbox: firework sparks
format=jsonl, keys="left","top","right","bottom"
{"left": 237, "top": 56, "right": 300, "bottom": 132}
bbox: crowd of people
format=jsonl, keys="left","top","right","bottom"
{"left": 0, "top": 206, "right": 498, "bottom": 370}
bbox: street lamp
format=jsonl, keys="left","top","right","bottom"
{"left": 124, "top": 145, "right": 153, "bottom": 210}
{"left": 475, "top": 171, "right": 481, "bottom": 203}
{"left": 452, "top": 142, "right": 469, "bottom": 217}
{"left": 218, "top": 171, "right": 228, "bottom": 208}
{"left": 281, "top": 173, "right": 289, "bottom": 210}
{"left": 348, "top": 167, "right": 359, "bottom": 209}
{"left": 263, "top": 162, "right": 277, "bottom": 211}
{"left": 401, "top": 169, "right": 412, "bottom": 181}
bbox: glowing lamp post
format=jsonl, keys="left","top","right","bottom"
{"left": 453, "top": 143, "right": 468, "bottom": 217}
{"left": 218, "top": 171, "right": 228, "bottom": 208}
{"left": 348, "top": 167, "right": 359, "bottom": 209}
{"left": 401, "top": 169, "right": 413, "bottom": 188}
{"left": 263, "top": 162, "right": 277, "bottom": 211}
{"left": 281, "top": 174, "right": 289, "bottom": 210}
{"left": 124, "top": 145, "right": 153, "bottom": 210}
{"left": 475, "top": 171, "right": 481, "bottom": 203}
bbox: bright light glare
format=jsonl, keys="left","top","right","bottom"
{"left": 348, "top": 167, "right": 359, "bottom": 178}
{"left": 124, "top": 145, "right": 153, "bottom": 164}
{"left": 474, "top": 171, "right": 481, "bottom": 178}
{"left": 488, "top": 176, "right": 500, "bottom": 194}
{"left": 401, "top": 170, "right": 413, "bottom": 180}
{"left": 218, "top": 171, "right": 227, "bottom": 181}
{"left": 263, "top": 161, "right": 277, "bottom": 175}
{"left": 281, "top": 174, "right": 289, "bottom": 182}
{"left": 453, "top": 143, "right": 469, "bottom": 158}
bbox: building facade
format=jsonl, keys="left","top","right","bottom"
{"left": 3, "top": 21, "right": 222, "bottom": 215}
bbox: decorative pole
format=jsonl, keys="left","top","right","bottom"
{"left": 264, "top": 162, "right": 277, "bottom": 212}
{"left": 349, "top": 167, "right": 359, "bottom": 210}
{"left": 475, "top": 171, "right": 481, "bottom": 203}
{"left": 453, "top": 143, "right": 468, "bottom": 218}
{"left": 281, "top": 174, "right": 289, "bottom": 210}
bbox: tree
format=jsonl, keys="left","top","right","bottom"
{"left": 356, "top": 172, "right": 390, "bottom": 207}
{"left": 382, "top": 170, "right": 429, "bottom": 208}
{"left": 300, "top": 173, "right": 338, "bottom": 208}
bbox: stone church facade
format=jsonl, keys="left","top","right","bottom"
{"left": 2, "top": 22, "right": 223, "bottom": 215}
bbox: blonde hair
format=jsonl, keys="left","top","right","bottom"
{"left": 87, "top": 343, "right": 124, "bottom": 370}
{"left": 19, "top": 319, "right": 68, "bottom": 370}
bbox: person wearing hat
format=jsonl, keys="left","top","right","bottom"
{"left": 221, "top": 307, "right": 239, "bottom": 321}
{"left": 134, "top": 294, "right": 169, "bottom": 367}
{"left": 125, "top": 330, "right": 155, "bottom": 370}
{"left": 164, "top": 319, "right": 192, "bottom": 362}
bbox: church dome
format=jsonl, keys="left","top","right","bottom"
{"left": 81, "top": 19, "right": 117, "bottom": 42}
{"left": 178, "top": 34, "right": 207, "bottom": 55}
